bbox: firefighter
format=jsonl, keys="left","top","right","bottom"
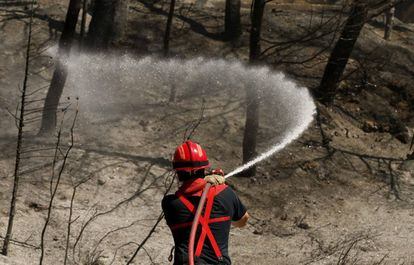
{"left": 162, "top": 140, "right": 249, "bottom": 265}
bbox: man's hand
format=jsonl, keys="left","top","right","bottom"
{"left": 204, "top": 174, "right": 225, "bottom": 185}
{"left": 232, "top": 213, "right": 249, "bottom": 228}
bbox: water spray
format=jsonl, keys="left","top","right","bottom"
{"left": 59, "top": 54, "right": 316, "bottom": 264}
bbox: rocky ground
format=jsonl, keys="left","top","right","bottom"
{"left": 1, "top": 0, "right": 414, "bottom": 264}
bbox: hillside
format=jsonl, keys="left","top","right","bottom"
{"left": 1, "top": 0, "right": 414, "bottom": 264}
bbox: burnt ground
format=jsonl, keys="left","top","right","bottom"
{"left": 1, "top": 0, "right": 414, "bottom": 264}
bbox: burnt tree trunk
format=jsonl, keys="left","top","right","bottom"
{"left": 224, "top": 0, "right": 241, "bottom": 40}
{"left": 249, "top": 0, "right": 264, "bottom": 61}
{"left": 87, "top": 0, "right": 128, "bottom": 49}
{"left": 113, "top": 0, "right": 128, "bottom": 43}
{"left": 242, "top": 87, "right": 260, "bottom": 177}
{"left": 79, "top": 0, "right": 88, "bottom": 48}
{"left": 240, "top": 0, "right": 265, "bottom": 177}
{"left": 164, "top": 0, "right": 176, "bottom": 102}
{"left": 384, "top": 7, "right": 395, "bottom": 40}
{"left": 39, "top": 0, "right": 81, "bottom": 134}
{"left": 316, "top": 1, "right": 368, "bottom": 105}
{"left": 164, "top": 0, "right": 176, "bottom": 57}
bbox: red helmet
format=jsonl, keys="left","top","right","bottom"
{"left": 172, "top": 140, "right": 210, "bottom": 172}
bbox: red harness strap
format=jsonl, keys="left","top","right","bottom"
{"left": 195, "top": 188, "right": 215, "bottom": 257}
{"left": 169, "top": 216, "right": 231, "bottom": 230}
{"left": 173, "top": 187, "right": 230, "bottom": 261}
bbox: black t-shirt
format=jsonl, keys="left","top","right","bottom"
{"left": 162, "top": 185, "right": 247, "bottom": 265}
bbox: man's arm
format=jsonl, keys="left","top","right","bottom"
{"left": 232, "top": 212, "right": 249, "bottom": 228}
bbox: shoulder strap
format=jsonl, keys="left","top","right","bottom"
{"left": 195, "top": 187, "right": 223, "bottom": 259}
{"left": 176, "top": 191, "right": 196, "bottom": 213}
{"left": 173, "top": 188, "right": 228, "bottom": 261}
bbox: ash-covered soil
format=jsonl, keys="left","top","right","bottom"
{"left": 1, "top": 0, "right": 414, "bottom": 264}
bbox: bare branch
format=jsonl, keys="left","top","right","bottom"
{"left": 39, "top": 105, "right": 78, "bottom": 264}
{"left": 126, "top": 174, "right": 175, "bottom": 264}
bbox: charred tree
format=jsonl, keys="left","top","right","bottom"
{"left": 249, "top": 0, "right": 264, "bottom": 61}
{"left": 240, "top": 0, "right": 265, "bottom": 177}
{"left": 2, "top": 0, "right": 34, "bottom": 256}
{"left": 242, "top": 87, "right": 260, "bottom": 177}
{"left": 384, "top": 7, "right": 395, "bottom": 40}
{"left": 163, "top": 0, "right": 176, "bottom": 57}
{"left": 113, "top": 0, "right": 128, "bottom": 43}
{"left": 86, "top": 0, "right": 113, "bottom": 49}
{"left": 39, "top": 0, "right": 81, "bottom": 133}
{"left": 79, "top": 0, "right": 88, "bottom": 47}
{"left": 164, "top": 0, "right": 177, "bottom": 102}
{"left": 224, "top": 0, "right": 241, "bottom": 40}
{"left": 87, "top": 0, "right": 128, "bottom": 49}
{"left": 315, "top": 1, "right": 368, "bottom": 105}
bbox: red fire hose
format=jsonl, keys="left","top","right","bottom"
{"left": 188, "top": 183, "right": 211, "bottom": 265}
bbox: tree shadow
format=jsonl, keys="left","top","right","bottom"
{"left": 0, "top": 7, "right": 64, "bottom": 39}
{"left": 75, "top": 146, "right": 171, "bottom": 168}
{"left": 133, "top": 0, "right": 225, "bottom": 41}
